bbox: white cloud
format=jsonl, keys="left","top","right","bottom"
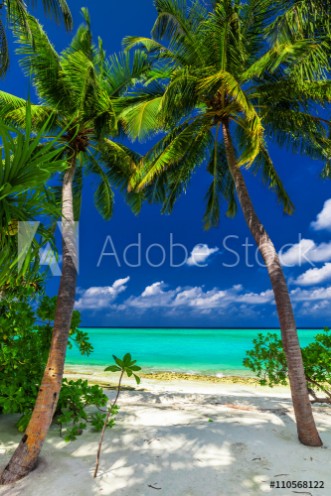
{"left": 299, "top": 299, "right": 331, "bottom": 317}
{"left": 311, "top": 199, "right": 331, "bottom": 231}
{"left": 279, "top": 239, "right": 315, "bottom": 266}
{"left": 119, "top": 281, "right": 273, "bottom": 315}
{"left": 75, "top": 269, "right": 331, "bottom": 321}
{"left": 75, "top": 277, "right": 130, "bottom": 310}
{"left": 293, "top": 263, "right": 331, "bottom": 286}
{"left": 290, "top": 285, "right": 331, "bottom": 301}
{"left": 279, "top": 238, "right": 331, "bottom": 266}
{"left": 289, "top": 284, "right": 331, "bottom": 317}
{"left": 116, "top": 279, "right": 331, "bottom": 319}
{"left": 237, "top": 290, "right": 273, "bottom": 304}
{"left": 141, "top": 281, "right": 165, "bottom": 297}
{"left": 186, "top": 244, "right": 219, "bottom": 266}
{"left": 309, "top": 242, "right": 331, "bottom": 262}
{"left": 123, "top": 282, "right": 179, "bottom": 309}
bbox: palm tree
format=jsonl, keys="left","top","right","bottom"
{"left": 122, "top": 0, "right": 331, "bottom": 446}
{"left": 0, "top": 9, "right": 146, "bottom": 483}
{"left": 0, "top": 0, "right": 72, "bottom": 76}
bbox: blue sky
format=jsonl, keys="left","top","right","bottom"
{"left": 3, "top": 1, "right": 331, "bottom": 328}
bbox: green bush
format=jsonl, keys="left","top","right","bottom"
{"left": 0, "top": 291, "right": 109, "bottom": 440}
{"left": 243, "top": 328, "right": 331, "bottom": 403}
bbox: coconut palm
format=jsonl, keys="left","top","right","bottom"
{"left": 0, "top": 9, "right": 146, "bottom": 483}
{"left": 122, "top": 0, "right": 331, "bottom": 446}
{"left": 0, "top": 0, "right": 72, "bottom": 76}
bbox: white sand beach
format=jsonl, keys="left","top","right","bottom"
{"left": 0, "top": 371, "right": 330, "bottom": 496}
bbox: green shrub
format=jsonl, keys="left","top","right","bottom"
{"left": 0, "top": 291, "right": 109, "bottom": 439}
{"left": 55, "top": 379, "right": 109, "bottom": 441}
{"left": 244, "top": 328, "right": 331, "bottom": 402}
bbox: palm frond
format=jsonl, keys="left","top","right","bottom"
{"left": 64, "top": 7, "right": 92, "bottom": 58}
{"left": 266, "top": 0, "right": 331, "bottom": 78}
{"left": 142, "top": 124, "right": 213, "bottom": 215}
{"left": 253, "top": 145, "right": 294, "bottom": 214}
{"left": 0, "top": 91, "right": 28, "bottom": 118}
{"left": 253, "top": 79, "right": 331, "bottom": 107}
{"left": 204, "top": 137, "right": 237, "bottom": 230}
{"left": 120, "top": 96, "right": 163, "bottom": 142}
{"left": 235, "top": 114, "right": 264, "bottom": 167}
{"left": 16, "top": 15, "right": 72, "bottom": 110}
{"left": 123, "top": 36, "right": 183, "bottom": 64}
{"left": 263, "top": 108, "right": 329, "bottom": 160}
{"left": 0, "top": 0, "right": 71, "bottom": 77}
{"left": 160, "top": 68, "right": 199, "bottom": 127}
{"left": 99, "top": 138, "right": 143, "bottom": 214}
{"left": 267, "top": 0, "right": 331, "bottom": 43}
{"left": 240, "top": 0, "right": 280, "bottom": 60}
{"left": 242, "top": 39, "right": 325, "bottom": 81}
{"left": 84, "top": 151, "right": 114, "bottom": 221}
{"left": 132, "top": 116, "right": 211, "bottom": 192}
{"left": 27, "top": 0, "right": 73, "bottom": 30}
{"left": 61, "top": 49, "right": 96, "bottom": 118}
{"left": 105, "top": 50, "right": 150, "bottom": 97}
{"left": 200, "top": 0, "right": 244, "bottom": 73}
{"left": 152, "top": 0, "right": 206, "bottom": 66}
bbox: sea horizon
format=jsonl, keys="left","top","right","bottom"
{"left": 79, "top": 325, "right": 328, "bottom": 331}
{"left": 78, "top": 326, "right": 324, "bottom": 330}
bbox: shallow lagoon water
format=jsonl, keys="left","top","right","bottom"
{"left": 66, "top": 328, "right": 320, "bottom": 375}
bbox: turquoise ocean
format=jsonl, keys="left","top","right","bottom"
{"left": 66, "top": 328, "right": 321, "bottom": 376}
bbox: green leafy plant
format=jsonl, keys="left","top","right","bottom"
{"left": 244, "top": 328, "right": 331, "bottom": 403}
{"left": 94, "top": 353, "right": 141, "bottom": 478}
{"left": 55, "top": 379, "right": 109, "bottom": 442}
{"left": 0, "top": 110, "right": 67, "bottom": 288}
{"left": 0, "top": 291, "right": 108, "bottom": 437}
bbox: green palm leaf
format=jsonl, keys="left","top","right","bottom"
{"left": 0, "top": 107, "right": 67, "bottom": 285}
{"left": 242, "top": 40, "right": 327, "bottom": 81}
{"left": 120, "top": 96, "right": 163, "bottom": 142}
{"left": 16, "top": 15, "right": 72, "bottom": 110}
{"left": 0, "top": 0, "right": 72, "bottom": 76}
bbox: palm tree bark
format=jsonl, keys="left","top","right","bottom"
{"left": 222, "top": 121, "right": 322, "bottom": 447}
{"left": 0, "top": 156, "right": 78, "bottom": 484}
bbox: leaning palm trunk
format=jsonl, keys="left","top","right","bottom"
{"left": 222, "top": 121, "right": 322, "bottom": 447}
{"left": 0, "top": 157, "right": 78, "bottom": 484}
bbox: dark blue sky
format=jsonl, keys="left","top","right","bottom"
{"left": 3, "top": 1, "right": 331, "bottom": 327}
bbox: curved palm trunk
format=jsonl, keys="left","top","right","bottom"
{"left": 222, "top": 122, "right": 322, "bottom": 447}
{"left": 0, "top": 157, "right": 78, "bottom": 484}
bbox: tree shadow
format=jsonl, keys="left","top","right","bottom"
{"left": 0, "top": 389, "right": 330, "bottom": 496}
